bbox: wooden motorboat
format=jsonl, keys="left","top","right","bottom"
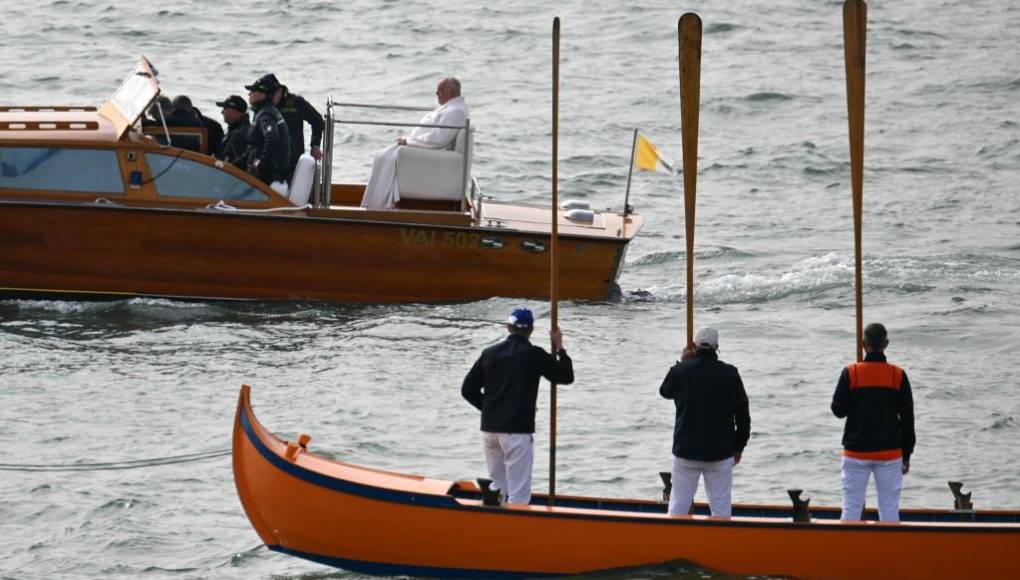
{"left": 232, "top": 385, "right": 1020, "bottom": 579}
{"left": 0, "top": 58, "right": 642, "bottom": 303}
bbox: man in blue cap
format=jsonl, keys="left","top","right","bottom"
{"left": 462, "top": 308, "right": 574, "bottom": 505}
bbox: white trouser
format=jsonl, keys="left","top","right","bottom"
{"left": 668, "top": 456, "right": 734, "bottom": 517}
{"left": 840, "top": 456, "right": 903, "bottom": 522}
{"left": 361, "top": 144, "right": 400, "bottom": 209}
{"left": 482, "top": 432, "right": 534, "bottom": 505}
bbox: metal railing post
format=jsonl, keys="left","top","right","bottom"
{"left": 319, "top": 97, "right": 335, "bottom": 208}
{"left": 461, "top": 118, "right": 471, "bottom": 211}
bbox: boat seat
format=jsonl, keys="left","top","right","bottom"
{"left": 288, "top": 154, "right": 316, "bottom": 205}
{"left": 142, "top": 125, "right": 209, "bottom": 154}
{"left": 395, "top": 124, "right": 471, "bottom": 209}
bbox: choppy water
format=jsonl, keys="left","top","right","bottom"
{"left": 2, "top": 0, "right": 1019, "bottom": 578}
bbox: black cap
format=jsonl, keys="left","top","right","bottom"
{"left": 244, "top": 73, "right": 280, "bottom": 94}
{"left": 216, "top": 95, "right": 248, "bottom": 113}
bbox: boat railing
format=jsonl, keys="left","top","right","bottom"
{"left": 469, "top": 175, "right": 482, "bottom": 221}
{"left": 319, "top": 98, "right": 472, "bottom": 210}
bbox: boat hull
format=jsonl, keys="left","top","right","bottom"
{"left": 232, "top": 386, "right": 1020, "bottom": 579}
{"left": 0, "top": 201, "right": 628, "bottom": 303}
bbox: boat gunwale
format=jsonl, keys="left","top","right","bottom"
{"left": 236, "top": 387, "right": 1020, "bottom": 534}
{"left": 0, "top": 198, "right": 640, "bottom": 242}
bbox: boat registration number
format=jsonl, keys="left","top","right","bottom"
{"left": 400, "top": 229, "right": 481, "bottom": 249}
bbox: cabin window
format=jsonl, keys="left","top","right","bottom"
{"left": 148, "top": 153, "right": 268, "bottom": 201}
{"left": 0, "top": 147, "right": 124, "bottom": 193}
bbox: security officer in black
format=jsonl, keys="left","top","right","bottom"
{"left": 243, "top": 74, "right": 291, "bottom": 186}
{"left": 214, "top": 95, "right": 251, "bottom": 170}
{"left": 269, "top": 77, "right": 325, "bottom": 177}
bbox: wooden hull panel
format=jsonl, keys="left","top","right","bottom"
{"left": 232, "top": 386, "right": 1020, "bottom": 579}
{"left": 0, "top": 202, "right": 629, "bottom": 303}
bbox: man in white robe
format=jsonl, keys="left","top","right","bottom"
{"left": 360, "top": 77, "right": 470, "bottom": 209}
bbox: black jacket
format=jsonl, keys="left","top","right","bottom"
{"left": 831, "top": 352, "right": 916, "bottom": 462}
{"left": 659, "top": 350, "right": 751, "bottom": 461}
{"left": 462, "top": 334, "right": 574, "bottom": 433}
{"left": 245, "top": 103, "right": 291, "bottom": 184}
{"left": 194, "top": 108, "right": 225, "bottom": 157}
{"left": 217, "top": 117, "right": 251, "bottom": 169}
{"left": 278, "top": 92, "right": 324, "bottom": 173}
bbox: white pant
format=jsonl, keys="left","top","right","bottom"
{"left": 840, "top": 456, "right": 903, "bottom": 522}
{"left": 361, "top": 144, "right": 400, "bottom": 209}
{"left": 668, "top": 456, "right": 734, "bottom": 517}
{"left": 482, "top": 432, "right": 534, "bottom": 505}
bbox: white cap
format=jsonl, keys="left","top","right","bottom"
{"left": 694, "top": 327, "right": 719, "bottom": 350}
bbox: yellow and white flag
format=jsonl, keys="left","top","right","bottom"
{"left": 633, "top": 133, "right": 676, "bottom": 175}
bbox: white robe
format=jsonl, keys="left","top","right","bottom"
{"left": 360, "top": 96, "right": 470, "bottom": 209}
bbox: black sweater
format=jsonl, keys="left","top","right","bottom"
{"left": 659, "top": 351, "right": 751, "bottom": 461}
{"left": 462, "top": 334, "right": 574, "bottom": 433}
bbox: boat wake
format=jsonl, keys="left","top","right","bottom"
{"left": 624, "top": 251, "right": 1017, "bottom": 305}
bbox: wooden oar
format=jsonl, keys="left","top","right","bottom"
{"left": 549, "top": 16, "right": 561, "bottom": 506}
{"left": 843, "top": 0, "right": 867, "bottom": 362}
{"left": 678, "top": 13, "right": 702, "bottom": 347}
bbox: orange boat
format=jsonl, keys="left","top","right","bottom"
{"left": 233, "top": 385, "right": 1020, "bottom": 579}
{"left": 0, "top": 58, "right": 642, "bottom": 303}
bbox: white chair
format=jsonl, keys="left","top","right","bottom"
{"left": 395, "top": 123, "right": 472, "bottom": 207}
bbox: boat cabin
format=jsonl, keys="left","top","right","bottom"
{"left": 0, "top": 57, "right": 484, "bottom": 221}
{"left": 0, "top": 59, "right": 288, "bottom": 211}
{"left": 0, "top": 56, "right": 636, "bottom": 238}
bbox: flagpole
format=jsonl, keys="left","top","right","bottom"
{"left": 623, "top": 128, "right": 638, "bottom": 217}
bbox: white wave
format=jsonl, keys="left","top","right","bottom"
{"left": 6, "top": 300, "right": 115, "bottom": 315}
{"left": 699, "top": 253, "right": 852, "bottom": 304}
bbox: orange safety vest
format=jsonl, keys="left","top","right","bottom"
{"left": 842, "top": 361, "right": 904, "bottom": 461}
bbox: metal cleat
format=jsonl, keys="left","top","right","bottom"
{"left": 477, "top": 478, "right": 502, "bottom": 507}
{"left": 787, "top": 489, "right": 811, "bottom": 523}
{"left": 948, "top": 481, "right": 976, "bottom": 522}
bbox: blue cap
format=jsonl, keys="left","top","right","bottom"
{"left": 508, "top": 308, "right": 534, "bottom": 329}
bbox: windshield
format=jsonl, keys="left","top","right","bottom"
{"left": 99, "top": 57, "right": 160, "bottom": 139}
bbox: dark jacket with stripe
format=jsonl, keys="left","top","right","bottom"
{"left": 462, "top": 334, "right": 574, "bottom": 434}
{"left": 245, "top": 103, "right": 291, "bottom": 184}
{"left": 831, "top": 352, "right": 915, "bottom": 462}
{"left": 659, "top": 350, "right": 751, "bottom": 462}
